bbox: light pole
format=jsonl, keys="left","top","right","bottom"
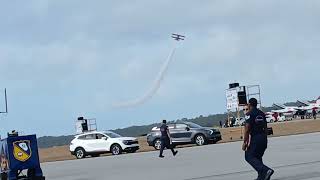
{"left": 0, "top": 88, "right": 8, "bottom": 114}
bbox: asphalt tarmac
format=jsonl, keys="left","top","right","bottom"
{"left": 42, "top": 132, "right": 320, "bottom": 180}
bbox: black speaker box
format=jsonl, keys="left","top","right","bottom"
{"left": 229, "top": 83, "right": 240, "bottom": 89}
{"left": 238, "top": 91, "right": 247, "bottom": 105}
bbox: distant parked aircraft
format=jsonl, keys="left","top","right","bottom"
{"left": 297, "top": 96, "right": 320, "bottom": 111}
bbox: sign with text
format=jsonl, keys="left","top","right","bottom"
{"left": 226, "top": 89, "right": 239, "bottom": 110}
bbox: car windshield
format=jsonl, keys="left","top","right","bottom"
{"left": 103, "top": 131, "right": 122, "bottom": 138}
{"left": 184, "top": 122, "right": 202, "bottom": 128}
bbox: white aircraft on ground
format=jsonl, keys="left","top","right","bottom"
{"left": 297, "top": 96, "right": 320, "bottom": 112}
{"left": 271, "top": 104, "right": 298, "bottom": 116}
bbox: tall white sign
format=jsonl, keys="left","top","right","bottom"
{"left": 226, "top": 89, "right": 239, "bottom": 111}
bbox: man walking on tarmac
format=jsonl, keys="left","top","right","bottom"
{"left": 312, "top": 109, "right": 317, "bottom": 120}
{"left": 159, "top": 120, "right": 178, "bottom": 158}
{"left": 243, "top": 98, "right": 274, "bottom": 180}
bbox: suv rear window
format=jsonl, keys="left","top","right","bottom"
{"left": 78, "top": 134, "right": 95, "bottom": 140}
{"left": 175, "top": 124, "right": 188, "bottom": 129}
{"left": 96, "top": 134, "right": 107, "bottom": 139}
{"left": 78, "top": 135, "right": 86, "bottom": 139}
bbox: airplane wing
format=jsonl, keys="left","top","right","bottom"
{"left": 265, "top": 112, "right": 274, "bottom": 115}
{"left": 272, "top": 109, "right": 285, "bottom": 113}
{"left": 171, "top": 34, "right": 186, "bottom": 40}
{"left": 296, "top": 106, "right": 311, "bottom": 111}
{"left": 172, "top": 33, "right": 185, "bottom": 37}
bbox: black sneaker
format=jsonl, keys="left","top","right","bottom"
{"left": 159, "top": 155, "right": 165, "bottom": 158}
{"left": 173, "top": 151, "right": 178, "bottom": 156}
{"left": 263, "top": 169, "right": 274, "bottom": 180}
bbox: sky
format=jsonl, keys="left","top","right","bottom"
{"left": 0, "top": 0, "right": 319, "bottom": 137}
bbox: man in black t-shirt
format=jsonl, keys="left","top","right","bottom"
{"left": 243, "top": 98, "right": 274, "bottom": 180}
{"left": 159, "top": 120, "right": 178, "bottom": 158}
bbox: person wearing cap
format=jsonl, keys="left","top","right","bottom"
{"left": 243, "top": 98, "right": 274, "bottom": 180}
{"left": 159, "top": 120, "right": 178, "bottom": 158}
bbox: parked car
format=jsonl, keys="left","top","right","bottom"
{"left": 265, "top": 114, "right": 275, "bottom": 123}
{"left": 277, "top": 114, "right": 286, "bottom": 122}
{"left": 265, "top": 112, "right": 286, "bottom": 123}
{"left": 147, "top": 122, "right": 222, "bottom": 150}
{"left": 70, "top": 131, "right": 139, "bottom": 159}
{"left": 234, "top": 117, "right": 246, "bottom": 126}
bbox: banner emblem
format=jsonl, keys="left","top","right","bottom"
{"left": 13, "top": 140, "right": 32, "bottom": 162}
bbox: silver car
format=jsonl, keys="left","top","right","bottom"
{"left": 146, "top": 122, "right": 222, "bottom": 150}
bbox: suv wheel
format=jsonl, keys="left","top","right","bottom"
{"left": 111, "top": 144, "right": 122, "bottom": 155}
{"left": 153, "top": 139, "right": 161, "bottom": 150}
{"left": 195, "top": 134, "right": 206, "bottom": 146}
{"left": 75, "top": 147, "right": 86, "bottom": 159}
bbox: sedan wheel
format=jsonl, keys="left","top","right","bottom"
{"left": 154, "top": 139, "right": 161, "bottom": 150}
{"left": 195, "top": 135, "right": 206, "bottom": 146}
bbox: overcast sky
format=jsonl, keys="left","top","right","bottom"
{"left": 0, "top": 1, "right": 319, "bottom": 136}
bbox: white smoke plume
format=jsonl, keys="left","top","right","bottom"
{"left": 112, "top": 46, "right": 177, "bottom": 108}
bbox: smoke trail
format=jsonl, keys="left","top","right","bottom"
{"left": 112, "top": 46, "right": 177, "bottom": 108}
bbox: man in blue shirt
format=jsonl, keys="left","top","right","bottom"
{"left": 159, "top": 120, "right": 178, "bottom": 158}
{"left": 243, "top": 98, "right": 274, "bottom": 180}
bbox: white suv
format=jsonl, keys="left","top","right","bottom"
{"left": 70, "top": 131, "right": 139, "bottom": 159}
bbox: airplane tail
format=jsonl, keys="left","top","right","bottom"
{"left": 273, "top": 103, "right": 286, "bottom": 109}
{"left": 316, "top": 96, "right": 320, "bottom": 105}
{"left": 297, "top": 100, "right": 309, "bottom": 106}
